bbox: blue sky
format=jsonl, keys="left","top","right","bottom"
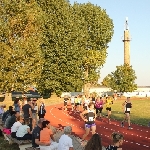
{"left": 70, "top": 0, "right": 150, "bottom": 86}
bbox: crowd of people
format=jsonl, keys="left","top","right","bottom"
{"left": 62, "top": 94, "right": 133, "bottom": 149}
{"left": 0, "top": 93, "right": 132, "bottom": 150}
{"left": 65, "top": 94, "right": 132, "bottom": 129}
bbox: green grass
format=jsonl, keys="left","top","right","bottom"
{"left": 102, "top": 98, "right": 150, "bottom": 126}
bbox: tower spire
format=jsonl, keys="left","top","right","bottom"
{"left": 123, "top": 17, "right": 130, "bottom": 65}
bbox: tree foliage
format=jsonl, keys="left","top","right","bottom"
{"left": 73, "top": 2, "right": 114, "bottom": 83}
{"left": 37, "top": 1, "right": 114, "bottom": 95}
{"left": 102, "top": 64, "right": 137, "bottom": 92}
{"left": 0, "top": 0, "right": 44, "bottom": 91}
{"left": 0, "top": 0, "right": 114, "bottom": 96}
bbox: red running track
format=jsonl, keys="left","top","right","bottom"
{"left": 45, "top": 103, "right": 150, "bottom": 150}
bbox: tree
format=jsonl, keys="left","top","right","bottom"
{"left": 37, "top": 0, "right": 86, "bottom": 96}
{"left": 37, "top": 1, "right": 114, "bottom": 96}
{"left": 0, "top": 0, "right": 44, "bottom": 92}
{"left": 102, "top": 64, "right": 137, "bottom": 92}
{"left": 72, "top": 2, "right": 114, "bottom": 96}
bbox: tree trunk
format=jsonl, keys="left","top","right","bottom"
{"left": 83, "top": 66, "right": 91, "bottom": 97}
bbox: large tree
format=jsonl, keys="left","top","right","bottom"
{"left": 37, "top": 0, "right": 86, "bottom": 95}
{"left": 72, "top": 2, "right": 114, "bottom": 96}
{"left": 37, "top": 1, "right": 114, "bottom": 96}
{"left": 102, "top": 64, "right": 137, "bottom": 92}
{"left": 0, "top": 0, "right": 44, "bottom": 92}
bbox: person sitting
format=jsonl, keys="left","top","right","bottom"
{"left": 32, "top": 118, "right": 51, "bottom": 148}
{"left": 2, "top": 106, "right": 13, "bottom": 123}
{"left": 6, "top": 111, "right": 20, "bottom": 129}
{"left": 106, "top": 132, "right": 124, "bottom": 150}
{"left": 39, "top": 120, "right": 58, "bottom": 150}
{"left": 84, "top": 133, "right": 106, "bottom": 150}
{"left": 11, "top": 116, "right": 24, "bottom": 138}
{"left": 5, "top": 111, "right": 16, "bottom": 128}
{"left": 0, "top": 104, "right": 5, "bottom": 118}
{"left": 58, "top": 126, "right": 73, "bottom": 150}
{"left": 16, "top": 118, "right": 32, "bottom": 140}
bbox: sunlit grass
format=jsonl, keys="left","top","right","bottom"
{"left": 102, "top": 98, "right": 150, "bottom": 126}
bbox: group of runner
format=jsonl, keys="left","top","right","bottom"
{"left": 63, "top": 94, "right": 132, "bottom": 141}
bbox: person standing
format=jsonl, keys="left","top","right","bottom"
{"left": 31, "top": 98, "right": 38, "bottom": 128}
{"left": 38, "top": 101, "right": 46, "bottom": 119}
{"left": 14, "top": 99, "right": 21, "bottom": 112}
{"left": 22, "top": 98, "right": 32, "bottom": 124}
{"left": 121, "top": 97, "right": 132, "bottom": 129}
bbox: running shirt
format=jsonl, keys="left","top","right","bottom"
{"left": 70, "top": 96, "right": 75, "bottom": 104}
{"left": 124, "top": 101, "right": 132, "bottom": 112}
{"left": 85, "top": 109, "right": 95, "bottom": 124}
{"left": 106, "top": 145, "right": 119, "bottom": 150}
{"left": 95, "top": 100, "right": 103, "bottom": 108}
{"left": 92, "top": 97, "right": 95, "bottom": 103}
{"left": 64, "top": 98, "right": 68, "bottom": 103}
{"left": 106, "top": 98, "right": 113, "bottom": 108}
{"left": 75, "top": 98, "right": 81, "bottom": 104}
{"left": 84, "top": 99, "right": 90, "bottom": 106}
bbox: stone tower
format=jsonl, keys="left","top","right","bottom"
{"left": 123, "top": 17, "right": 131, "bottom": 65}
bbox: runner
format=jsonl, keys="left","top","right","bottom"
{"left": 105, "top": 95, "right": 113, "bottom": 124}
{"left": 63, "top": 95, "right": 69, "bottom": 111}
{"left": 70, "top": 95, "right": 75, "bottom": 111}
{"left": 74, "top": 95, "right": 80, "bottom": 112}
{"left": 78, "top": 95, "right": 82, "bottom": 111}
{"left": 95, "top": 97, "right": 104, "bottom": 119}
{"left": 80, "top": 102, "right": 96, "bottom": 141}
{"left": 83, "top": 96, "right": 90, "bottom": 110}
{"left": 91, "top": 94, "right": 96, "bottom": 104}
{"left": 121, "top": 97, "right": 132, "bottom": 129}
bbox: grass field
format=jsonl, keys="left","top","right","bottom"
{"left": 102, "top": 98, "right": 150, "bottom": 126}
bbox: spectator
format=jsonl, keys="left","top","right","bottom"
{"left": 11, "top": 116, "right": 24, "bottom": 138}
{"left": 0, "top": 104, "right": 5, "bottom": 118}
{"left": 58, "top": 126, "right": 73, "bottom": 150}
{"left": 32, "top": 118, "right": 50, "bottom": 148}
{"left": 38, "top": 100, "right": 46, "bottom": 119}
{"left": 22, "top": 98, "right": 32, "bottom": 124}
{"left": 6, "top": 111, "right": 20, "bottom": 129}
{"left": 106, "top": 132, "right": 124, "bottom": 150}
{"left": 5, "top": 111, "right": 16, "bottom": 128}
{"left": 14, "top": 99, "right": 21, "bottom": 112}
{"left": 31, "top": 98, "right": 38, "bottom": 128}
{"left": 2, "top": 106, "right": 13, "bottom": 122}
{"left": 84, "top": 133, "right": 106, "bottom": 150}
{"left": 39, "top": 120, "right": 58, "bottom": 150}
{"left": 16, "top": 118, "right": 32, "bottom": 140}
